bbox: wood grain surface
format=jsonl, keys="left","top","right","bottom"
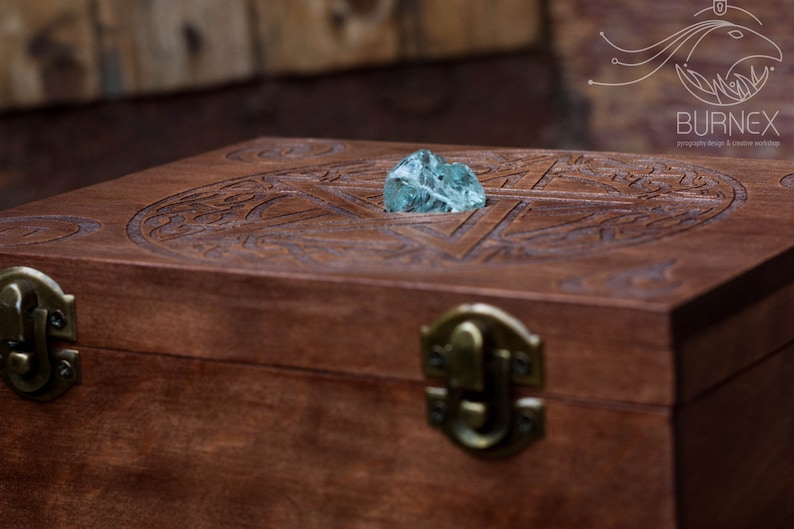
{"left": 1, "top": 137, "right": 792, "bottom": 528}
{"left": 676, "top": 342, "right": 794, "bottom": 529}
{"left": 0, "top": 0, "right": 542, "bottom": 110}
{"left": 0, "top": 0, "right": 100, "bottom": 107}
{"left": 0, "top": 345, "right": 676, "bottom": 529}
{"left": 94, "top": 0, "right": 255, "bottom": 95}
{"left": 0, "top": 137, "right": 792, "bottom": 406}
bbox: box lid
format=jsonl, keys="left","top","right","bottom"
{"left": 1, "top": 137, "right": 792, "bottom": 407}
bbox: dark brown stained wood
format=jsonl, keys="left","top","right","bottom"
{"left": 0, "top": 256, "right": 674, "bottom": 406}
{"left": 676, "top": 342, "right": 794, "bottom": 529}
{"left": 676, "top": 277, "right": 794, "bottom": 402}
{"left": 0, "top": 346, "right": 676, "bottom": 529}
{"left": 0, "top": 138, "right": 792, "bottom": 406}
{"left": 0, "top": 137, "right": 792, "bottom": 528}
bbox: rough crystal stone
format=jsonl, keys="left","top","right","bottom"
{"left": 383, "top": 150, "right": 486, "bottom": 213}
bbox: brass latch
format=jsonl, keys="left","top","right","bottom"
{"left": 422, "top": 304, "right": 544, "bottom": 458}
{"left": 0, "top": 267, "right": 80, "bottom": 401}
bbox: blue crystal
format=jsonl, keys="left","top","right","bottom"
{"left": 384, "top": 150, "right": 486, "bottom": 213}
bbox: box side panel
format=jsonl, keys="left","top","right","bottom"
{"left": 675, "top": 252, "right": 794, "bottom": 403}
{"left": 676, "top": 342, "right": 794, "bottom": 529}
{"left": 0, "top": 346, "right": 675, "bottom": 529}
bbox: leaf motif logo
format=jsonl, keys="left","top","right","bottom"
{"left": 589, "top": 1, "right": 782, "bottom": 107}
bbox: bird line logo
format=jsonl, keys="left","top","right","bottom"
{"left": 589, "top": 0, "right": 782, "bottom": 107}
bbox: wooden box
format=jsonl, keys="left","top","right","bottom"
{"left": 1, "top": 138, "right": 792, "bottom": 528}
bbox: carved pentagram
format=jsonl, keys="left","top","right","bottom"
{"left": 127, "top": 150, "right": 745, "bottom": 269}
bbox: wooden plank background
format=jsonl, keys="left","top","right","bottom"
{"left": 95, "top": 0, "right": 255, "bottom": 96}
{"left": 0, "top": 0, "right": 100, "bottom": 108}
{"left": 0, "top": 0, "right": 542, "bottom": 110}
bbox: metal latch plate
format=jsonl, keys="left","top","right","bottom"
{"left": 422, "top": 303, "right": 544, "bottom": 458}
{"left": 0, "top": 266, "right": 80, "bottom": 401}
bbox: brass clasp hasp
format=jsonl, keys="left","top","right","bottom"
{"left": 0, "top": 267, "right": 80, "bottom": 401}
{"left": 422, "top": 304, "right": 544, "bottom": 458}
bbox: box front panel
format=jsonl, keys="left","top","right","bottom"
{"left": 0, "top": 346, "right": 675, "bottom": 529}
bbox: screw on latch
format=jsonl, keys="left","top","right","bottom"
{"left": 48, "top": 310, "right": 66, "bottom": 330}
{"left": 428, "top": 345, "right": 446, "bottom": 369}
{"left": 56, "top": 360, "right": 74, "bottom": 380}
{"left": 512, "top": 351, "right": 532, "bottom": 377}
{"left": 517, "top": 410, "right": 536, "bottom": 434}
{"left": 429, "top": 400, "right": 448, "bottom": 425}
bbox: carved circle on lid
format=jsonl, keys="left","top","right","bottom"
{"left": 127, "top": 150, "right": 746, "bottom": 269}
{"left": 559, "top": 260, "right": 684, "bottom": 299}
{"left": 226, "top": 139, "right": 347, "bottom": 163}
{"left": 0, "top": 215, "right": 100, "bottom": 247}
{"left": 781, "top": 174, "right": 794, "bottom": 189}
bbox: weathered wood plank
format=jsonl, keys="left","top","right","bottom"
{"left": 0, "top": 0, "right": 543, "bottom": 109}
{"left": 401, "top": 0, "right": 543, "bottom": 59}
{"left": 251, "top": 0, "right": 401, "bottom": 73}
{"left": 94, "top": 0, "right": 256, "bottom": 95}
{"left": 252, "top": 0, "right": 543, "bottom": 74}
{"left": 0, "top": 0, "right": 99, "bottom": 108}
